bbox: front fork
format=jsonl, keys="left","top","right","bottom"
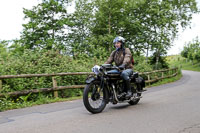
{"left": 99, "top": 76, "right": 110, "bottom": 104}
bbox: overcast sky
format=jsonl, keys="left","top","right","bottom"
{"left": 0, "top": 0, "right": 199, "bottom": 55}
{"left": 0, "top": 0, "right": 40, "bottom": 40}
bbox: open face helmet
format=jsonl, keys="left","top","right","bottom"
{"left": 113, "top": 36, "right": 125, "bottom": 47}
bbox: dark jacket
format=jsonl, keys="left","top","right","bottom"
{"left": 105, "top": 48, "right": 133, "bottom": 69}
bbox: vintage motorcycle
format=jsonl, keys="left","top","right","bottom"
{"left": 83, "top": 64, "right": 145, "bottom": 114}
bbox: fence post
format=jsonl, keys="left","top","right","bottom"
{"left": 0, "top": 80, "right": 2, "bottom": 90}
{"left": 162, "top": 72, "right": 164, "bottom": 79}
{"left": 52, "top": 77, "right": 58, "bottom": 98}
{"left": 147, "top": 74, "right": 150, "bottom": 86}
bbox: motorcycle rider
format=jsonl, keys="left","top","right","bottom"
{"left": 105, "top": 36, "right": 133, "bottom": 98}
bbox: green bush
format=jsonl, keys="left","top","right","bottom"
{"left": 0, "top": 50, "right": 104, "bottom": 97}
{"left": 0, "top": 50, "right": 152, "bottom": 100}
{"left": 133, "top": 56, "right": 153, "bottom": 72}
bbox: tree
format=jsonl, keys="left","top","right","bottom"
{"left": 89, "top": 0, "right": 198, "bottom": 58}
{"left": 181, "top": 45, "right": 190, "bottom": 58}
{"left": 0, "top": 40, "right": 9, "bottom": 59}
{"left": 92, "top": 0, "right": 126, "bottom": 53}
{"left": 182, "top": 37, "right": 200, "bottom": 63}
{"left": 146, "top": 0, "right": 198, "bottom": 64}
{"left": 19, "top": 0, "right": 198, "bottom": 61}
{"left": 20, "top": 0, "right": 71, "bottom": 51}
{"left": 149, "top": 49, "right": 169, "bottom": 70}
{"left": 8, "top": 40, "right": 25, "bottom": 56}
{"left": 67, "top": 0, "right": 95, "bottom": 57}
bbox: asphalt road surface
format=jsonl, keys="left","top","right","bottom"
{"left": 0, "top": 70, "right": 200, "bottom": 133}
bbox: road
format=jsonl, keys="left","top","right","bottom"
{"left": 0, "top": 70, "right": 200, "bottom": 133}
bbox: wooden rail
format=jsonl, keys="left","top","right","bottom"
{"left": 0, "top": 72, "right": 94, "bottom": 79}
{"left": 0, "top": 67, "right": 178, "bottom": 98}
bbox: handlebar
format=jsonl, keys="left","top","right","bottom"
{"left": 100, "top": 64, "right": 124, "bottom": 73}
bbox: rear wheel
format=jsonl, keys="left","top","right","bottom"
{"left": 129, "top": 84, "right": 142, "bottom": 105}
{"left": 128, "top": 93, "right": 141, "bottom": 105}
{"left": 83, "top": 80, "right": 107, "bottom": 114}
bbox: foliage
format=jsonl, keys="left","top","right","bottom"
{"left": 147, "top": 68, "right": 182, "bottom": 88}
{"left": 0, "top": 0, "right": 198, "bottom": 111}
{"left": 67, "top": 0, "right": 198, "bottom": 61}
{"left": 149, "top": 52, "right": 169, "bottom": 70}
{"left": 0, "top": 40, "right": 9, "bottom": 60}
{"left": 0, "top": 50, "right": 104, "bottom": 93}
{"left": 181, "top": 45, "right": 190, "bottom": 58}
{"left": 168, "top": 54, "right": 200, "bottom": 72}
{"left": 181, "top": 37, "right": 200, "bottom": 62}
{"left": 67, "top": 0, "right": 96, "bottom": 57}
{"left": 20, "top": 0, "right": 71, "bottom": 51}
{"left": 133, "top": 56, "right": 153, "bottom": 72}
{"left": 0, "top": 49, "right": 152, "bottom": 94}
{"left": 18, "top": 0, "right": 198, "bottom": 59}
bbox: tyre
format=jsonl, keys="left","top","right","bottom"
{"left": 83, "top": 80, "right": 107, "bottom": 114}
{"left": 128, "top": 84, "right": 142, "bottom": 105}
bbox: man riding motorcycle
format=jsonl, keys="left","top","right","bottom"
{"left": 105, "top": 36, "right": 133, "bottom": 98}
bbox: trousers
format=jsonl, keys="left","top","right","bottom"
{"left": 120, "top": 69, "right": 133, "bottom": 81}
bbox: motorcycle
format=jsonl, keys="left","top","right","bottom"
{"left": 83, "top": 64, "right": 145, "bottom": 114}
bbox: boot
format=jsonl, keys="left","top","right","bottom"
{"left": 125, "top": 80, "right": 132, "bottom": 98}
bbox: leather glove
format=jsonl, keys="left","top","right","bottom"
{"left": 118, "top": 64, "right": 125, "bottom": 70}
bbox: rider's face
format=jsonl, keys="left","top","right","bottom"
{"left": 115, "top": 42, "right": 122, "bottom": 48}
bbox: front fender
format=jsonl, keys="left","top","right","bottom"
{"left": 86, "top": 76, "right": 97, "bottom": 84}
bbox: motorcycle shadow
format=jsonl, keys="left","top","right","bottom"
{"left": 109, "top": 104, "right": 132, "bottom": 110}
{"left": 109, "top": 101, "right": 144, "bottom": 110}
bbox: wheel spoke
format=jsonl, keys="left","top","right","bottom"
{"left": 83, "top": 80, "right": 107, "bottom": 113}
{"left": 88, "top": 83, "right": 104, "bottom": 109}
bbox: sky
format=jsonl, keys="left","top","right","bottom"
{"left": 0, "top": 0, "right": 199, "bottom": 55}
{"left": 168, "top": 11, "right": 200, "bottom": 55}
{"left": 0, "top": 0, "right": 40, "bottom": 40}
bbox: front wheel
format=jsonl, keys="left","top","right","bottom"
{"left": 83, "top": 80, "right": 107, "bottom": 114}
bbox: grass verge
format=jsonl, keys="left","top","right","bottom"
{"left": 167, "top": 55, "right": 200, "bottom": 72}
{"left": 146, "top": 69, "right": 182, "bottom": 88}
{"left": 0, "top": 96, "right": 82, "bottom": 112}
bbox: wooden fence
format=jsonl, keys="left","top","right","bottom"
{"left": 0, "top": 67, "right": 178, "bottom": 98}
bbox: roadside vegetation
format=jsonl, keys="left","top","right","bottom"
{"left": 147, "top": 69, "right": 182, "bottom": 88}
{"left": 0, "top": 0, "right": 198, "bottom": 111}
{"left": 0, "top": 49, "right": 182, "bottom": 112}
{"left": 167, "top": 55, "right": 200, "bottom": 72}
{"left": 167, "top": 37, "right": 200, "bottom": 72}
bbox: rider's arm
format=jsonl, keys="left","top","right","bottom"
{"left": 122, "top": 48, "right": 132, "bottom": 67}
{"left": 104, "top": 51, "right": 115, "bottom": 64}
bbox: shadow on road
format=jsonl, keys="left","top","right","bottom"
{"left": 110, "top": 104, "right": 130, "bottom": 110}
